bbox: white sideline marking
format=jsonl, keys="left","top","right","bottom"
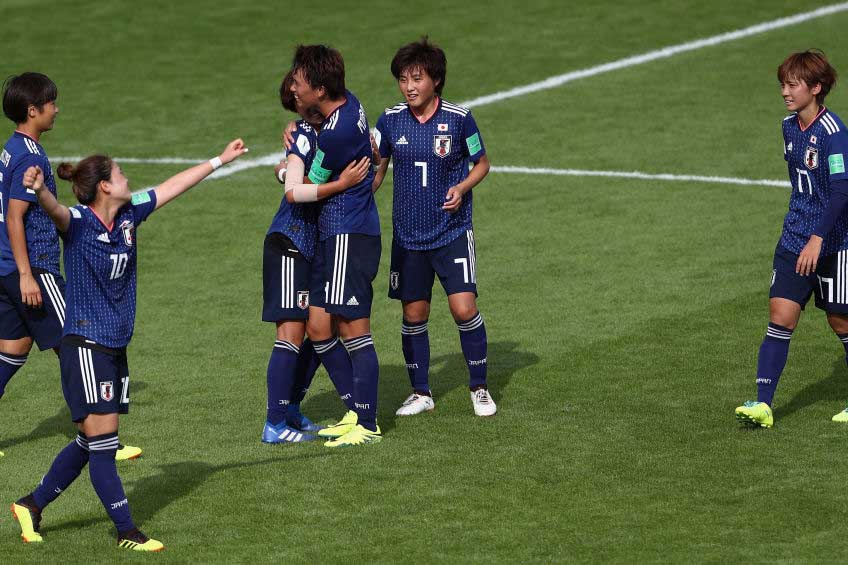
{"left": 459, "top": 2, "right": 848, "bottom": 108}
{"left": 54, "top": 154, "right": 788, "bottom": 190}
{"left": 490, "top": 165, "right": 790, "bottom": 188}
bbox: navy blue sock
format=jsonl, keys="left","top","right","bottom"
{"left": 88, "top": 433, "right": 135, "bottom": 534}
{"left": 838, "top": 333, "right": 848, "bottom": 365}
{"left": 345, "top": 334, "right": 379, "bottom": 432}
{"left": 457, "top": 312, "right": 488, "bottom": 390}
{"left": 756, "top": 323, "right": 793, "bottom": 406}
{"left": 31, "top": 433, "right": 89, "bottom": 510}
{"left": 291, "top": 339, "right": 321, "bottom": 405}
{"left": 313, "top": 336, "right": 355, "bottom": 410}
{"left": 401, "top": 320, "right": 431, "bottom": 395}
{"left": 266, "top": 341, "right": 300, "bottom": 426}
{"left": 0, "top": 352, "right": 27, "bottom": 398}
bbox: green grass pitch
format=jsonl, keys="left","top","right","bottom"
{"left": 2, "top": 0, "right": 848, "bottom": 561}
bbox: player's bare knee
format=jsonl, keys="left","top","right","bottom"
{"left": 449, "top": 303, "right": 478, "bottom": 323}
{"left": 0, "top": 337, "right": 33, "bottom": 357}
{"left": 827, "top": 313, "right": 848, "bottom": 334}
{"left": 402, "top": 300, "right": 430, "bottom": 323}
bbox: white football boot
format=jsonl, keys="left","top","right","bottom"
{"left": 471, "top": 388, "right": 497, "bottom": 416}
{"left": 395, "top": 393, "right": 435, "bottom": 416}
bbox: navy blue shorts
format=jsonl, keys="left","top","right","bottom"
{"left": 59, "top": 336, "right": 129, "bottom": 423}
{"left": 388, "top": 230, "right": 478, "bottom": 302}
{"left": 262, "top": 233, "right": 312, "bottom": 322}
{"left": 0, "top": 269, "right": 66, "bottom": 350}
{"left": 770, "top": 245, "right": 848, "bottom": 313}
{"left": 311, "top": 234, "right": 381, "bottom": 319}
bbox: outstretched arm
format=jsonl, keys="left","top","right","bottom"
{"left": 24, "top": 166, "right": 71, "bottom": 233}
{"left": 154, "top": 139, "right": 248, "bottom": 210}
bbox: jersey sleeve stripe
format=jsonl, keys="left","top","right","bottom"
{"left": 824, "top": 113, "right": 840, "bottom": 133}
{"left": 441, "top": 107, "right": 469, "bottom": 117}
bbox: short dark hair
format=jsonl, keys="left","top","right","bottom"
{"left": 291, "top": 44, "right": 345, "bottom": 100}
{"left": 2, "top": 72, "right": 58, "bottom": 124}
{"left": 57, "top": 156, "right": 113, "bottom": 205}
{"left": 778, "top": 49, "right": 837, "bottom": 105}
{"left": 279, "top": 71, "right": 297, "bottom": 113}
{"left": 391, "top": 38, "right": 447, "bottom": 95}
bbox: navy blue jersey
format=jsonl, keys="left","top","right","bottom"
{"left": 62, "top": 190, "right": 157, "bottom": 348}
{"left": 308, "top": 90, "right": 379, "bottom": 239}
{"left": 0, "top": 132, "right": 60, "bottom": 275}
{"left": 375, "top": 98, "right": 485, "bottom": 250}
{"left": 267, "top": 120, "right": 320, "bottom": 260}
{"left": 781, "top": 108, "right": 848, "bottom": 255}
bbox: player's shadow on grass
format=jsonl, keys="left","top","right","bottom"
{"left": 774, "top": 358, "right": 848, "bottom": 420}
{"left": 301, "top": 340, "right": 538, "bottom": 434}
{"left": 0, "top": 381, "right": 150, "bottom": 451}
{"left": 42, "top": 451, "right": 332, "bottom": 535}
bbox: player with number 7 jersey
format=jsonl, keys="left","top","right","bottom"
{"left": 373, "top": 39, "right": 495, "bottom": 418}
{"left": 736, "top": 50, "right": 848, "bottom": 429}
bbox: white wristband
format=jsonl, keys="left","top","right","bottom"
{"left": 277, "top": 167, "right": 287, "bottom": 184}
{"left": 209, "top": 156, "right": 223, "bottom": 170}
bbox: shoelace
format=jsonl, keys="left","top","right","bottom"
{"left": 474, "top": 390, "right": 491, "bottom": 404}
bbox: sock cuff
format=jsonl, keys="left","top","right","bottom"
{"left": 274, "top": 340, "right": 301, "bottom": 354}
{"left": 838, "top": 332, "right": 848, "bottom": 343}
{"left": 75, "top": 433, "right": 90, "bottom": 451}
{"left": 402, "top": 320, "right": 428, "bottom": 334}
{"left": 766, "top": 322, "right": 793, "bottom": 341}
{"left": 457, "top": 312, "right": 484, "bottom": 332}
{"left": 0, "top": 351, "right": 28, "bottom": 366}
{"left": 313, "top": 337, "right": 339, "bottom": 354}
{"left": 344, "top": 334, "right": 374, "bottom": 353}
{"left": 87, "top": 432, "right": 119, "bottom": 453}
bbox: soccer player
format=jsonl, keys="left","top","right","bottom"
{"left": 263, "top": 70, "right": 369, "bottom": 443}
{"left": 11, "top": 139, "right": 247, "bottom": 549}
{"left": 372, "top": 39, "right": 495, "bottom": 417}
{"left": 735, "top": 50, "right": 848, "bottom": 428}
{"left": 0, "top": 73, "right": 141, "bottom": 460}
{"left": 285, "top": 44, "right": 383, "bottom": 446}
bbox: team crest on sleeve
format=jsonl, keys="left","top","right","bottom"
{"left": 297, "top": 291, "right": 309, "bottom": 310}
{"left": 805, "top": 147, "right": 819, "bottom": 170}
{"left": 434, "top": 135, "right": 452, "bottom": 158}
{"left": 100, "top": 381, "right": 114, "bottom": 402}
{"left": 119, "top": 220, "right": 135, "bottom": 246}
{"left": 390, "top": 271, "right": 399, "bottom": 290}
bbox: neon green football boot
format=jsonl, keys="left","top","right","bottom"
{"left": 116, "top": 443, "right": 143, "bottom": 461}
{"left": 11, "top": 501, "right": 43, "bottom": 543}
{"left": 318, "top": 410, "right": 358, "bottom": 438}
{"left": 324, "top": 424, "right": 382, "bottom": 447}
{"left": 735, "top": 401, "right": 773, "bottom": 428}
{"left": 832, "top": 407, "right": 848, "bottom": 422}
{"left": 118, "top": 529, "right": 164, "bottom": 552}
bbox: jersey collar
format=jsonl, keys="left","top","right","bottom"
{"left": 798, "top": 106, "right": 827, "bottom": 132}
{"left": 13, "top": 130, "right": 39, "bottom": 144}
{"left": 408, "top": 96, "right": 441, "bottom": 124}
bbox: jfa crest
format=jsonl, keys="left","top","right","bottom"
{"left": 297, "top": 291, "right": 309, "bottom": 310}
{"left": 119, "top": 220, "right": 134, "bottom": 246}
{"left": 100, "top": 381, "right": 114, "bottom": 402}
{"left": 390, "top": 271, "right": 399, "bottom": 290}
{"left": 805, "top": 146, "right": 819, "bottom": 170}
{"left": 434, "top": 135, "right": 452, "bottom": 158}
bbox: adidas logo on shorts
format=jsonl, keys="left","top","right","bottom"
{"left": 346, "top": 296, "right": 359, "bottom": 306}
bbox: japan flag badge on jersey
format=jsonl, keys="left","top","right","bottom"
{"left": 100, "top": 381, "right": 114, "bottom": 402}
{"left": 434, "top": 135, "right": 452, "bottom": 158}
{"left": 805, "top": 146, "right": 819, "bottom": 170}
{"left": 438, "top": 123, "right": 448, "bottom": 132}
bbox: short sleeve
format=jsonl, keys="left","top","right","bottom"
{"left": 782, "top": 123, "right": 789, "bottom": 162}
{"left": 63, "top": 206, "right": 85, "bottom": 242}
{"left": 308, "top": 130, "right": 349, "bottom": 184}
{"left": 287, "top": 130, "right": 313, "bottom": 163}
{"left": 375, "top": 113, "right": 392, "bottom": 159}
{"left": 10, "top": 153, "right": 44, "bottom": 203}
{"left": 130, "top": 189, "right": 158, "bottom": 224}
{"left": 462, "top": 112, "right": 485, "bottom": 162}
{"left": 826, "top": 130, "right": 848, "bottom": 182}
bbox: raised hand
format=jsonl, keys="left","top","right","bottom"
{"left": 220, "top": 139, "right": 248, "bottom": 165}
{"left": 22, "top": 166, "right": 45, "bottom": 193}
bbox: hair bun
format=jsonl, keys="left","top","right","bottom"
{"left": 56, "top": 162, "right": 75, "bottom": 181}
